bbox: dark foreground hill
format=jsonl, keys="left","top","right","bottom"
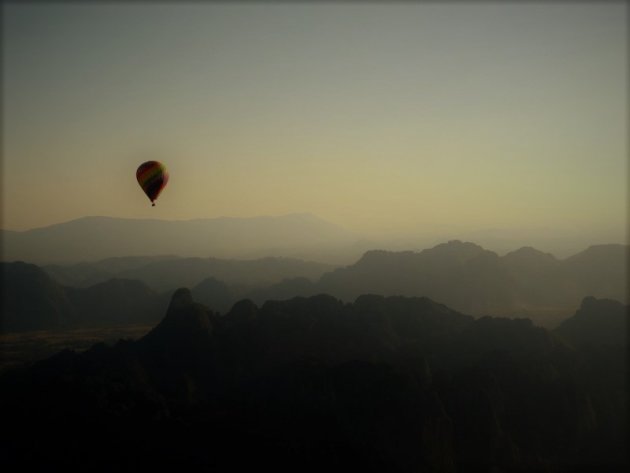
{"left": 1, "top": 291, "right": 626, "bottom": 472}
{"left": 554, "top": 296, "right": 628, "bottom": 347}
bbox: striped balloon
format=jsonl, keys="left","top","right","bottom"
{"left": 136, "top": 161, "right": 169, "bottom": 206}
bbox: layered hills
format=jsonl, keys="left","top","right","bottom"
{"left": 45, "top": 254, "right": 334, "bottom": 291}
{"left": 319, "top": 241, "right": 627, "bottom": 322}
{"left": 2, "top": 240, "right": 626, "bottom": 331}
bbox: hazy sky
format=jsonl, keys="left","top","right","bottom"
{"left": 2, "top": 2, "right": 627, "bottom": 243}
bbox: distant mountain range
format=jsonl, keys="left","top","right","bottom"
{"left": 1, "top": 240, "right": 627, "bottom": 331}
{"left": 1, "top": 290, "right": 626, "bottom": 471}
{"left": 1, "top": 214, "right": 363, "bottom": 264}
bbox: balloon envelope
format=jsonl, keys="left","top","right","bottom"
{"left": 136, "top": 161, "right": 168, "bottom": 205}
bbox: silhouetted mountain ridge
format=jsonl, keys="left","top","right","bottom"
{"left": 0, "top": 261, "right": 77, "bottom": 331}
{"left": 554, "top": 296, "right": 628, "bottom": 347}
{"left": 1, "top": 262, "right": 167, "bottom": 331}
{"left": 319, "top": 240, "right": 627, "bottom": 323}
{"left": 503, "top": 246, "right": 558, "bottom": 268}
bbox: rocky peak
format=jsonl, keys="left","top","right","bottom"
{"left": 142, "top": 288, "right": 212, "bottom": 346}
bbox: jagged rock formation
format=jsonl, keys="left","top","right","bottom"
{"left": 1, "top": 291, "right": 626, "bottom": 472}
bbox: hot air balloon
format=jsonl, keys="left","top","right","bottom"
{"left": 136, "top": 161, "right": 168, "bottom": 206}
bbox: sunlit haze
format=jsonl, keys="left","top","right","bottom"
{"left": 2, "top": 3, "right": 627, "bottom": 254}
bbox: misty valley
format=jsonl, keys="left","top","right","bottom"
{"left": 1, "top": 234, "right": 627, "bottom": 472}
